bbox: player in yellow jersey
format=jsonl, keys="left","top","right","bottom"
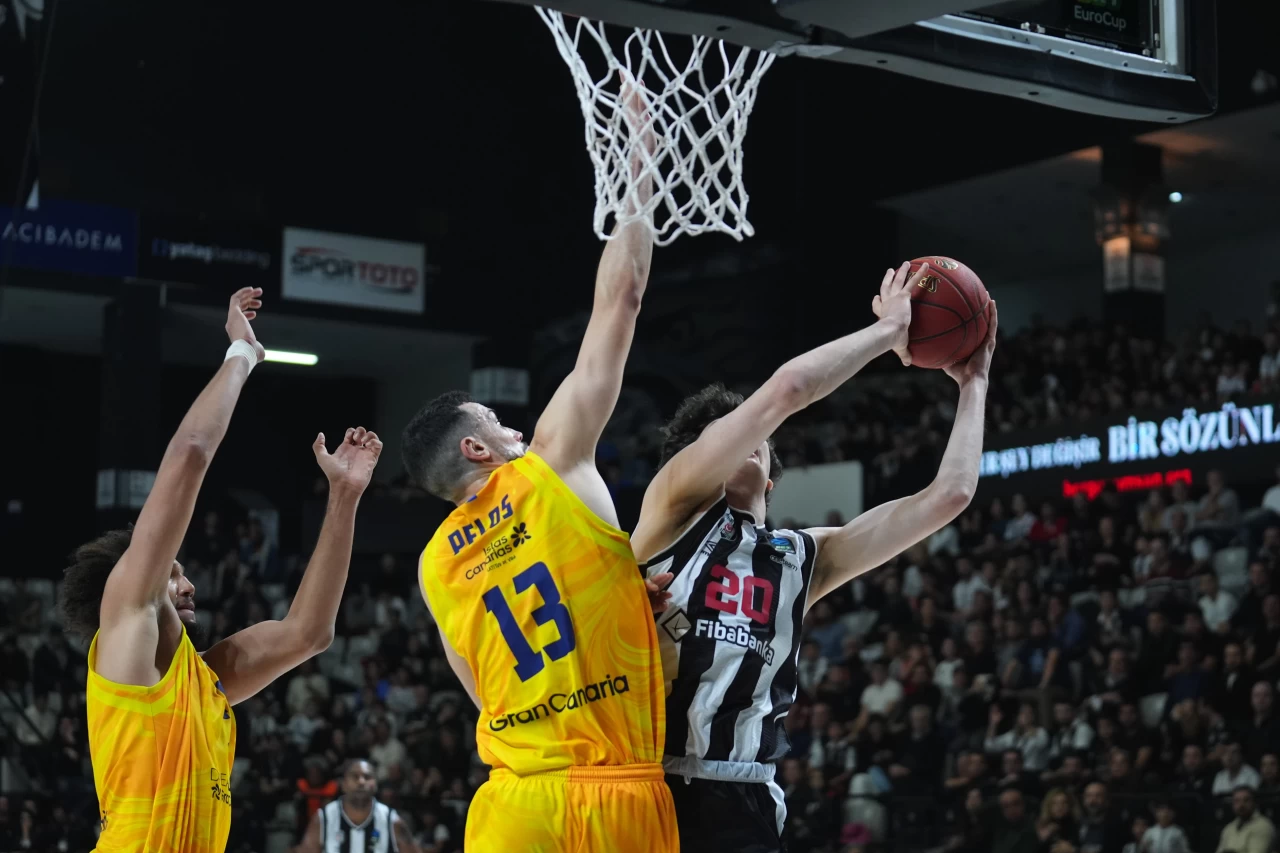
{"left": 401, "top": 105, "right": 677, "bottom": 853}
{"left": 58, "top": 288, "right": 383, "bottom": 853}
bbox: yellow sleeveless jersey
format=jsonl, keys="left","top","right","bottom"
{"left": 420, "top": 451, "right": 664, "bottom": 775}
{"left": 86, "top": 628, "right": 236, "bottom": 853}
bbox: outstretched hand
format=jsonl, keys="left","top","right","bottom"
{"left": 646, "top": 571, "right": 674, "bottom": 614}
{"left": 225, "top": 287, "right": 265, "bottom": 363}
{"left": 314, "top": 427, "right": 383, "bottom": 497}
{"left": 944, "top": 300, "right": 998, "bottom": 387}
{"left": 872, "top": 262, "right": 930, "bottom": 367}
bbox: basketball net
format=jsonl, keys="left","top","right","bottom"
{"left": 536, "top": 8, "right": 776, "bottom": 245}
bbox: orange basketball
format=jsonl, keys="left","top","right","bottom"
{"left": 905, "top": 256, "right": 991, "bottom": 369}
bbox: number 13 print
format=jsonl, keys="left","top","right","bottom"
{"left": 482, "top": 562, "right": 577, "bottom": 682}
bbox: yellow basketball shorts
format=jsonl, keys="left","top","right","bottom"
{"left": 464, "top": 763, "right": 678, "bottom": 852}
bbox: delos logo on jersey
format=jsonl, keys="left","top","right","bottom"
{"left": 447, "top": 494, "right": 515, "bottom": 554}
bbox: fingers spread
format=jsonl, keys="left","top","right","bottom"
{"left": 905, "top": 262, "right": 930, "bottom": 290}
{"left": 893, "top": 261, "right": 911, "bottom": 289}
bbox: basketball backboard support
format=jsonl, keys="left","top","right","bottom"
{"left": 491, "top": 0, "right": 1217, "bottom": 123}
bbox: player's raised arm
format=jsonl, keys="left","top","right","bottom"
{"left": 203, "top": 428, "right": 381, "bottom": 705}
{"left": 804, "top": 302, "right": 996, "bottom": 604}
{"left": 528, "top": 89, "right": 655, "bottom": 479}
{"left": 93, "top": 288, "right": 264, "bottom": 685}
{"left": 631, "top": 264, "right": 923, "bottom": 559}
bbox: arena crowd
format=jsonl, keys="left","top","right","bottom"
{"left": 1, "top": 316, "right": 1279, "bottom": 853}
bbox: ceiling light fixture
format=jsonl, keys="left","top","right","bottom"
{"left": 263, "top": 349, "right": 319, "bottom": 366}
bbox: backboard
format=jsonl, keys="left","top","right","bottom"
{"left": 492, "top": 0, "right": 1217, "bottom": 123}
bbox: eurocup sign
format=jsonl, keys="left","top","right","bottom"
{"left": 979, "top": 399, "right": 1280, "bottom": 487}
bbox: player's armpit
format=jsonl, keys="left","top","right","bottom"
{"left": 202, "top": 619, "right": 329, "bottom": 706}
{"left": 805, "top": 483, "right": 973, "bottom": 606}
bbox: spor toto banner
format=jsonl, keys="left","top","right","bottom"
{"left": 977, "top": 397, "right": 1280, "bottom": 498}
{"left": 282, "top": 227, "right": 425, "bottom": 314}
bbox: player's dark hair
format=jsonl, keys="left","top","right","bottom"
{"left": 658, "top": 383, "right": 783, "bottom": 494}
{"left": 341, "top": 757, "right": 375, "bottom": 777}
{"left": 60, "top": 527, "right": 133, "bottom": 641}
{"left": 402, "top": 390, "right": 480, "bottom": 500}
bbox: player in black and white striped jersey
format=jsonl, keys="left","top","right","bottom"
{"left": 295, "top": 759, "right": 421, "bottom": 853}
{"left": 632, "top": 264, "right": 998, "bottom": 852}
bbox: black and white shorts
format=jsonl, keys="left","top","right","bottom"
{"left": 664, "top": 758, "right": 787, "bottom": 853}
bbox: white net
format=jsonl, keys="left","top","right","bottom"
{"left": 536, "top": 8, "right": 776, "bottom": 245}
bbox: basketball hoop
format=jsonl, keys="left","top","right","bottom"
{"left": 536, "top": 8, "right": 776, "bottom": 245}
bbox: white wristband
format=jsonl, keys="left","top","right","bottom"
{"left": 224, "top": 340, "right": 259, "bottom": 373}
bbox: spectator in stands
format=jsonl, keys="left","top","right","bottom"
{"left": 1005, "top": 494, "right": 1037, "bottom": 543}
{"left": 1078, "top": 781, "right": 1125, "bottom": 853}
{"left": 858, "top": 659, "right": 903, "bottom": 721}
{"left": 889, "top": 703, "right": 945, "bottom": 794}
{"left": 1201, "top": 571, "right": 1241, "bottom": 634}
{"left": 1217, "top": 785, "right": 1275, "bottom": 853}
{"left": 993, "top": 788, "right": 1038, "bottom": 853}
{"left": 1259, "top": 333, "right": 1279, "bottom": 388}
{"left": 1197, "top": 470, "right": 1241, "bottom": 527}
{"left": 1030, "top": 501, "right": 1068, "bottom": 548}
{"left": 798, "top": 639, "right": 829, "bottom": 697}
{"left": 1262, "top": 465, "right": 1280, "bottom": 517}
{"left": 1238, "top": 680, "right": 1280, "bottom": 764}
{"left": 963, "top": 621, "right": 999, "bottom": 680}
{"left": 946, "top": 750, "right": 996, "bottom": 800}
{"left": 1235, "top": 561, "right": 1275, "bottom": 637}
{"left": 1171, "top": 743, "right": 1212, "bottom": 798}
{"left": 1213, "top": 642, "right": 1255, "bottom": 720}
{"left": 986, "top": 702, "right": 1051, "bottom": 773}
{"left": 807, "top": 600, "right": 849, "bottom": 661}
{"left": 1107, "top": 748, "right": 1142, "bottom": 793}
{"left": 954, "top": 557, "right": 990, "bottom": 619}
{"left": 1122, "top": 815, "right": 1150, "bottom": 853}
{"left": 368, "top": 719, "right": 408, "bottom": 784}
{"left": 1049, "top": 699, "right": 1095, "bottom": 761}
{"left": 1093, "top": 589, "right": 1125, "bottom": 650}
{"left": 1088, "top": 648, "right": 1140, "bottom": 712}
{"left": 1036, "top": 788, "right": 1080, "bottom": 853}
{"left": 1138, "top": 611, "right": 1179, "bottom": 694}
{"left": 1167, "top": 640, "right": 1212, "bottom": 707}
{"left": 1140, "top": 800, "right": 1190, "bottom": 853}
{"left": 16, "top": 692, "right": 56, "bottom": 747}
{"left": 1116, "top": 702, "right": 1156, "bottom": 777}
{"left": 1258, "top": 752, "right": 1280, "bottom": 795}
{"left": 1213, "top": 742, "right": 1261, "bottom": 794}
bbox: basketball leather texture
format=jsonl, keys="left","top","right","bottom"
{"left": 906, "top": 256, "right": 990, "bottom": 369}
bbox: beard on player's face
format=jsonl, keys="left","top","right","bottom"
{"left": 179, "top": 609, "right": 211, "bottom": 649}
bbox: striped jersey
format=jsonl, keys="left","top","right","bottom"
{"left": 317, "top": 798, "right": 399, "bottom": 853}
{"left": 642, "top": 498, "right": 816, "bottom": 767}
